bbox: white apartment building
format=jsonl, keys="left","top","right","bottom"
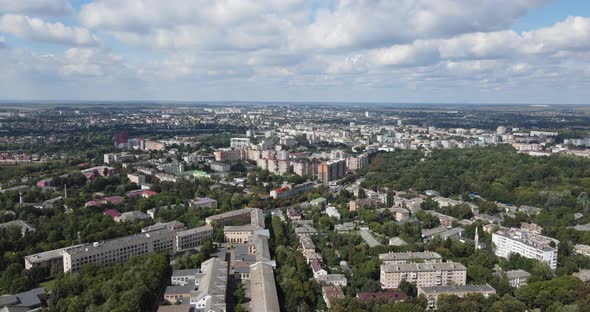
{"left": 62, "top": 228, "right": 176, "bottom": 272}
{"left": 230, "top": 138, "right": 251, "bottom": 149}
{"left": 380, "top": 262, "right": 466, "bottom": 289}
{"left": 492, "top": 227, "right": 558, "bottom": 270}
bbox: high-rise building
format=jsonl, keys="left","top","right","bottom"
{"left": 318, "top": 159, "right": 346, "bottom": 184}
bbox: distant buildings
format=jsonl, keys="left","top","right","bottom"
{"left": 492, "top": 227, "right": 558, "bottom": 270}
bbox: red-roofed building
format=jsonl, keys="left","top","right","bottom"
{"left": 126, "top": 190, "right": 158, "bottom": 198}
{"left": 356, "top": 291, "right": 407, "bottom": 303}
{"left": 103, "top": 209, "right": 121, "bottom": 219}
{"left": 322, "top": 286, "right": 344, "bottom": 309}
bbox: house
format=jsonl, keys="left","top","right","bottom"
{"left": 322, "top": 286, "right": 344, "bottom": 309}
{"left": 191, "top": 197, "right": 217, "bottom": 209}
{"left": 0, "top": 220, "right": 35, "bottom": 237}
{"left": 310, "top": 259, "right": 327, "bottom": 278}
{"left": 310, "top": 197, "right": 327, "bottom": 207}
{"left": 126, "top": 189, "right": 158, "bottom": 198}
{"left": 316, "top": 274, "right": 348, "bottom": 287}
{"left": 115, "top": 211, "right": 150, "bottom": 223}
{"left": 325, "top": 206, "right": 341, "bottom": 219}
{"left": 335, "top": 222, "right": 355, "bottom": 233}
{"left": 504, "top": 270, "right": 531, "bottom": 288}
{"left": 0, "top": 288, "right": 46, "bottom": 310}
{"left": 295, "top": 224, "right": 318, "bottom": 237}
{"left": 388, "top": 237, "right": 407, "bottom": 246}
{"left": 103, "top": 209, "right": 122, "bottom": 220}
{"left": 36, "top": 178, "right": 53, "bottom": 187}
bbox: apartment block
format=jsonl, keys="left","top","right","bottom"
{"left": 318, "top": 158, "right": 347, "bottom": 184}
{"left": 380, "top": 262, "right": 466, "bottom": 289}
{"left": 492, "top": 227, "right": 558, "bottom": 270}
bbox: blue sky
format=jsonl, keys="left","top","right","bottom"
{"left": 1, "top": 0, "right": 590, "bottom": 104}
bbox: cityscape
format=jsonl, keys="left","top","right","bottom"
{"left": 1, "top": 1, "right": 590, "bottom": 312}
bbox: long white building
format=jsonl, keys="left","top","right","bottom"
{"left": 492, "top": 227, "right": 558, "bottom": 270}
{"left": 62, "top": 228, "right": 176, "bottom": 272}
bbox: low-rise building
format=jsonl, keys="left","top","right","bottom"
{"left": 322, "top": 286, "right": 345, "bottom": 309}
{"left": 191, "top": 197, "right": 217, "bottom": 209}
{"left": 189, "top": 257, "right": 228, "bottom": 311}
{"left": 418, "top": 284, "right": 496, "bottom": 310}
{"left": 316, "top": 274, "right": 348, "bottom": 287}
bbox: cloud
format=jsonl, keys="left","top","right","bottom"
{"left": 0, "top": 0, "right": 73, "bottom": 17}
{"left": 78, "top": 0, "right": 548, "bottom": 53}
{"left": 0, "top": 14, "right": 99, "bottom": 46}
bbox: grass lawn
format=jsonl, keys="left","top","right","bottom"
{"left": 40, "top": 279, "right": 57, "bottom": 292}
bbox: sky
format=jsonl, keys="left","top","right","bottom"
{"left": 1, "top": 0, "right": 590, "bottom": 104}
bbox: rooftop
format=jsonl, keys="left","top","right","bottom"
{"left": 249, "top": 262, "right": 280, "bottom": 312}
{"left": 381, "top": 262, "right": 466, "bottom": 273}
{"left": 418, "top": 284, "right": 496, "bottom": 294}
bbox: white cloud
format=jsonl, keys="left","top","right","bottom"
{"left": 0, "top": 14, "right": 99, "bottom": 46}
{"left": 0, "top": 0, "right": 73, "bottom": 17}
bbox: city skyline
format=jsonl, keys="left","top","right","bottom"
{"left": 1, "top": 0, "right": 590, "bottom": 104}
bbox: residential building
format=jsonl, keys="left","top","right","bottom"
{"left": 322, "top": 286, "right": 345, "bottom": 309}
{"left": 346, "top": 153, "right": 369, "bottom": 171}
{"left": 380, "top": 262, "right": 467, "bottom": 289}
{"left": 191, "top": 197, "right": 218, "bottom": 209}
{"left": 210, "top": 161, "right": 231, "bottom": 173}
{"left": 115, "top": 210, "right": 150, "bottom": 223}
{"left": 492, "top": 227, "right": 558, "bottom": 269}
{"left": 318, "top": 159, "right": 347, "bottom": 184}
{"left": 418, "top": 284, "right": 496, "bottom": 310}
{"left": 230, "top": 138, "right": 251, "bottom": 149}
{"left": 379, "top": 252, "right": 443, "bottom": 264}
{"left": 127, "top": 173, "right": 146, "bottom": 184}
{"left": 316, "top": 274, "right": 348, "bottom": 287}
{"left": 504, "top": 270, "right": 531, "bottom": 288}
{"left": 349, "top": 197, "right": 383, "bottom": 212}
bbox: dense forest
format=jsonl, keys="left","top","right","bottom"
{"left": 49, "top": 252, "right": 170, "bottom": 312}
{"left": 362, "top": 145, "right": 590, "bottom": 208}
